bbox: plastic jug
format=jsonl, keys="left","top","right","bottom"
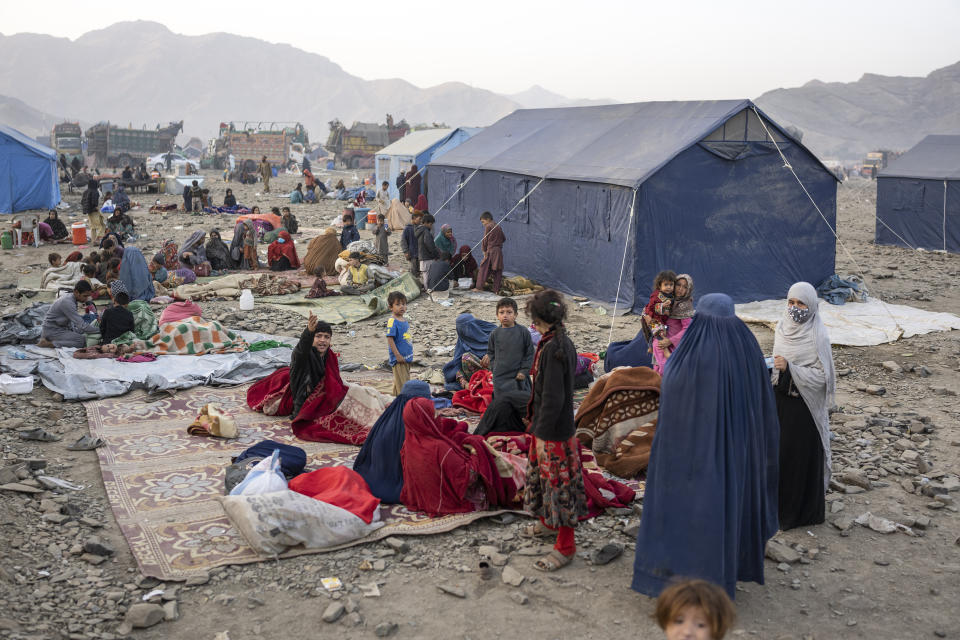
{"left": 239, "top": 289, "right": 254, "bottom": 311}
{"left": 0, "top": 231, "right": 12, "bottom": 250}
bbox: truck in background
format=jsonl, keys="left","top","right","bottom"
{"left": 325, "top": 114, "right": 409, "bottom": 169}
{"left": 213, "top": 122, "right": 310, "bottom": 174}
{"left": 860, "top": 150, "right": 901, "bottom": 179}
{"left": 84, "top": 120, "right": 183, "bottom": 168}
{"left": 50, "top": 122, "right": 84, "bottom": 164}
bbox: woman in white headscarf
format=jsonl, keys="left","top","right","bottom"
{"left": 772, "top": 281, "right": 836, "bottom": 530}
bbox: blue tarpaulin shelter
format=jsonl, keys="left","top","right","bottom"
{"left": 0, "top": 125, "right": 61, "bottom": 214}
{"left": 427, "top": 100, "right": 838, "bottom": 308}
{"left": 377, "top": 127, "right": 482, "bottom": 200}
{"left": 876, "top": 135, "right": 960, "bottom": 253}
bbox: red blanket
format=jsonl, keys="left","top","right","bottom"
{"left": 289, "top": 467, "right": 380, "bottom": 524}
{"left": 452, "top": 369, "right": 494, "bottom": 414}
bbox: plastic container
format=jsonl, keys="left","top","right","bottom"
{"left": 0, "top": 374, "right": 33, "bottom": 395}
{"left": 239, "top": 289, "right": 254, "bottom": 311}
{"left": 0, "top": 231, "right": 12, "bottom": 250}
{"left": 367, "top": 212, "right": 378, "bottom": 225}
{"left": 458, "top": 278, "right": 473, "bottom": 289}
{"left": 71, "top": 222, "right": 87, "bottom": 245}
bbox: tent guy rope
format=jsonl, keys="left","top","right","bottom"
{"left": 607, "top": 188, "right": 639, "bottom": 346}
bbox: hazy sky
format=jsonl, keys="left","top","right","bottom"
{"left": 2, "top": 0, "right": 958, "bottom": 101}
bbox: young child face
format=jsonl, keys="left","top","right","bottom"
{"left": 675, "top": 278, "right": 689, "bottom": 298}
{"left": 497, "top": 306, "right": 516, "bottom": 328}
{"left": 660, "top": 280, "right": 675, "bottom": 295}
{"left": 664, "top": 605, "right": 712, "bottom": 640}
{"left": 102, "top": 344, "right": 118, "bottom": 354}
{"left": 390, "top": 300, "right": 406, "bottom": 317}
{"left": 51, "top": 257, "right": 62, "bottom": 267}
{"left": 350, "top": 258, "right": 360, "bottom": 268}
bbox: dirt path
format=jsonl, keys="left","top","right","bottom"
{"left": 0, "top": 175, "right": 958, "bottom": 640}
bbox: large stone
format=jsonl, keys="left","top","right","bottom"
{"left": 322, "top": 602, "right": 345, "bottom": 623}
{"left": 123, "top": 603, "right": 165, "bottom": 629}
{"left": 865, "top": 385, "right": 886, "bottom": 396}
{"left": 501, "top": 565, "right": 526, "bottom": 587}
{"left": 840, "top": 471, "right": 871, "bottom": 490}
{"left": 83, "top": 536, "right": 114, "bottom": 557}
{"left": 375, "top": 622, "right": 398, "bottom": 637}
{"left": 881, "top": 361, "right": 902, "bottom": 373}
{"left": 163, "top": 600, "right": 179, "bottom": 621}
{"left": 766, "top": 540, "right": 801, "bottom": 564}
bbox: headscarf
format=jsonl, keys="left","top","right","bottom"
{"left": 670, "top": 273, "right": 695, "bottom": 319}
{"left": 156, "top": 240, "right": 179, "bottom": 270}
{"left": 65, "top": 251, "right": 82, "bottom": 263}
{"left": 109, "top": 279, "right": 128, "bottom": 297}
{"left": 434, "top": 224, "right": 456, "bottom": 255}
{"left": 180, "top": 231, "right": 207, "bottom": 264}
{"left": 451, "top": 244, "right": 478, "bottom": 277}
{"left": 117, "top": 247, "right": 156, "bottom": 302}
{"left": 773, "top": 281, "right": 835, "bottom": 490}
{"left": 205, "top": 229, "right": 232, "bottom": 269}
{"left": 267, "top": 231, "right": 301, "bottom": 269}
{"left": 290, "top": 328, "right": 329, "bottom": 419}
{"left": 99, "top": 231, "right": 125, "bottom": 251}
{"left": 46, "top": 210, "right": 68, "bottom": 239}
{"left": 353, "top": 380, "right": 432, "bottom": 503}
{"left": 413, "top": 194, "right": 428, "bottom": 213}
{"left": 398, "top": 397, "right": 492, "bottom": 516}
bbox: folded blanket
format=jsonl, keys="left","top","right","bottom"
{"left": 452, "top": 369, "right": 494, "bottom": 414}
{"left": 40, "top": 262, "right": 85, "bottom": 291}
{"left": 142, "top": 317, "right": 248, "bottom": 355}
{"left": 574, "top": 366, "right": 661, "bottom": 479}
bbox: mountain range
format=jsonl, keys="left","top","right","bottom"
{"left": 1, "top": 21, "right": 958, "bottom": 162}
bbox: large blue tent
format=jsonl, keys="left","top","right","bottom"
{"left": 876, "top": 135, "right": 960, "bottom": 253}
{"left": 427, "top": 100, "right": 838, "bottom": 308}
{"left": 0, "top": 125, "right": 61, "bottom": 214}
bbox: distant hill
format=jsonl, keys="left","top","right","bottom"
{"left": 0, "top": 94, "right": 77, "bottom": 140}
{"left": 506, "top": 84, "right": 614, "bottom": 109}
{"left": 0, "top": 21, "right": 521, "bottom": 144}
{"left": 755, "top": 62, "right": 960, "bottom": 162}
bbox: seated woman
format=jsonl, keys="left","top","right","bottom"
{"left": 107, "top": 210, "right": 136, "bottom": 242}
{"left": 113, "top": 185, "right": 131, "bottom": 214}
{"left": 332, "top": 179, "right": 346, "bottom": 199}
{"left": 449, "top": 245, "right": 478, "bottom": 286}
{"left": 205, "top": 229, "right": 233, "bottom": 271}
{"left": 45, "top": 210, "right": 69, "bottom": 241}
{"left": 267, "top": 231, "right": 301, "bottom": 272}
{"left": 147, "top": 258, "right": 168, "bottom": 285}
{"left": 281, "top": 207, "right": 299, "bottom": 234}
{"left": 156, "top": 239, "right": 180, "bottom": 271}
{"left": 117, "top": 247, "right": 156, "bottom": 302}
{"left": 179, "top": 230, "right": 212, "bottom": 277}
{"left": 652, "top": 273, "right": 694, "bottom": 374}
{"left": 303, "top": 228, "right": 341, "bottom": 277}
{"left": 247, "top": 312, "right": 388, "bottom": 445}
{"left": 223, "top": 188, "right": 237, "bottom": 208}
{"left": 353, "top": 380, "right": 432, "bottom": 503}
{"left": 434, "top": 224, "right": 456, "bottom": 259}
{"left": 289, "top": 183, "right": 304, "bottom": 204}
{"left": 398, "top": 397, "right": 521, "bottom": 516}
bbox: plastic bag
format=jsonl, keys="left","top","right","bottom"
{"left": 219, "top": 490, "right": 385, "bottom": 555}
{"left": 229, "top": 450, "right": 287, "bottom": 496}
{"left": 0, "top": 374, "right": 33, "bottom": 395}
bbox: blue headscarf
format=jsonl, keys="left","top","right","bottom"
{"left": 118, "top": 247, "right": 156, "bottom": 302}
{"left": 352, "top": 380, "right": 431, "bottom": 503}
{"left": 442, "top": 313, "right": 496, "bottom": 389}
{"left": 631, "top": 293, "right": 779, "bottom": 599}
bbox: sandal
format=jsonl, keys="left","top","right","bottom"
{"left": 591, "top": 542, "right": 624, "bottom": 566}
{"left": 67, "top": 435, "right": 105, "bottom": 451}
{"left": 19, "top": 428, "right": 61, "bottom": 442}
{"left": 534, "top": 549, "right": 573, "bottom": 572}
{"left": 520, "top": 522, "right": 552, "bottom": 539}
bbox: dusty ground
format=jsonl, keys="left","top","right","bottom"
{"left": 0, "top": 174, "right": 958, "bottom": 640}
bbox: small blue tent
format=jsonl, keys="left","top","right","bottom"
{"left": 427, "top": 100, "right": 838, "bottom": 308}
{"left": 876, "top": 135, "right": 960, "bottom": 253}
{"left": 377, "top": 127, "right": 482, "bottom": 200}
{"left": 0, "top": 125, "right": 61, "bottom": 214}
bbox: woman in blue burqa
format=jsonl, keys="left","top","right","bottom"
{"left": 631, "top": 293, "right": 779, "bottom": 599}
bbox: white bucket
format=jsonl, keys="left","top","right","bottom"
{"left": 0, "top": 374, "right": 33, "bottom": 395}
{"left": 239, "top": 289, "right": 254, "bottom": 311}
{"left": 457, "top": 278, "right": 472, "bottom": 289}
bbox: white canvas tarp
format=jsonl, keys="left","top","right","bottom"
{"left": 736, "top": 298, "right": 960, "bottom": 347}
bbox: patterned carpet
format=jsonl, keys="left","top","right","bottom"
{"left": 84, "top": 383, "right": 517, "bottom": 580}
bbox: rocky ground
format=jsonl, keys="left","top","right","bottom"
{"left": 0, "top": 173, "right": 958, "bottom": 640}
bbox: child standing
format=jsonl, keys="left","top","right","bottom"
{"left": 654, "top": 579, "right": 736, "bottom": 640}
{"left": 644, "top": 270, "right": 677, "bottom": 356}
{"left": 415, "top": 213, "right": 440, "bottom": 287}
{"left": 483, "top": 297, "right": 535, "bottom": 395}
{"left": 340, "top": 213, "right": 360, "bottom": 250}
{"left": 401, "top": 211, "right": 422, "bottom": 283}
{"left": 473, "top": 211, "right": 506, "bottom": 294}
{"left": 385, "top": 292, "right": 413, "bottom": 395}
{"left": 243, "top": 225, "right": 258, "bottom": 270}
{"left": 371, "top": 213, "right": 391, "bottom": 261}
{"left": 520, "top": 289, "right": 586, "bottom": 572}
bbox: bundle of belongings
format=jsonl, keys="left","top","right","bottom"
{"left": 187, "top": 403, "right": 238, "bottom": 438}
{"left": 574, "top": 366, "right": 661, "bottom": 479}
{"left": 219, "top": 440, "right": 385, "bottom": 555}
{"left": 816, "top": 274, "right": 868, "bottom": 305}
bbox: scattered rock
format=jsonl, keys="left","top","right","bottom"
{"left": 510, "top": 592, "right": 530, "bottom": 605}
{"left": 80, "top": 553, "right": 107, "bottom": 565}
{"left": 501, "top": 565, "right": 526, "bottom": 587}
{"left": 832, "top": 515, "right": 855, "bottom": 532}
{"left": 384, "top": 536, "right": 409, "bottom": 554}
{"left": 881, "top": 361, "right": 902, "bottom": 373}
{"left": 163, "top": 600, "right": 179, "bottom": 621}
{"left": 123, "top": 603, "right": 165, "bottom": 629}
{"left": 766, "top": 540, "right": 801, "bottom": 564}
{"left": 375, "top": 621, "right": 398, "bottom": 637}
{"left": 865, "top": 385, "right": 886, "bottom": 396}
{"left": 322, "top": 602, "right": 345, "bottom": 623}
{"left": 854, "top": 512, "right": 897, "bottom": 533}
{"left": 840, "top": 471, "right": 872, "bottom": 490}
{"left": 437, "top": 584, "right": 466, "bottom": 598}
{"left": 186, "top": 570, "right": 210, "bottom": 586}
{"left": 83, "top": 535, "right": 114, "bottom": 557}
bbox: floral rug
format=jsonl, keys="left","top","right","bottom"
{"left": 84, "top": 383, "right": 518, "bottom": 580}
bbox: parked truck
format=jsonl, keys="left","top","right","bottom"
{"left": 860, "top": 150, "right": 900, "bottom": 179}
{"left": 214, "top": 122, "right": 310, "bottom": 173}
{"left": 84, "top": 120, "right": 183, "bottom": 168}
{"left": 49, "top": 122, "right": 84, "bottom": 164}
{"left": 325, "top": 114, "right": 409, "bottom": 169}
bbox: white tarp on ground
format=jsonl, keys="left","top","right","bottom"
{"left": 736, "top": 298, "right": 960, "bottom": 347}
{"left": 0, "top": 332, "right": 295, "bottom": 400}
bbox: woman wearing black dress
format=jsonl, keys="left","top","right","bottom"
{"left": 772, "top": 282, "right": 836, "bottom": 530}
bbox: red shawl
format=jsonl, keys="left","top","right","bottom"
{"left": 267, "top": 231, "right": 301, "bottom": 269}
{"left": 399, "top": 397, "right": 497, "bottom": 516}
{"left": 452, "top": 369, "right": 494, "bottom": 414}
